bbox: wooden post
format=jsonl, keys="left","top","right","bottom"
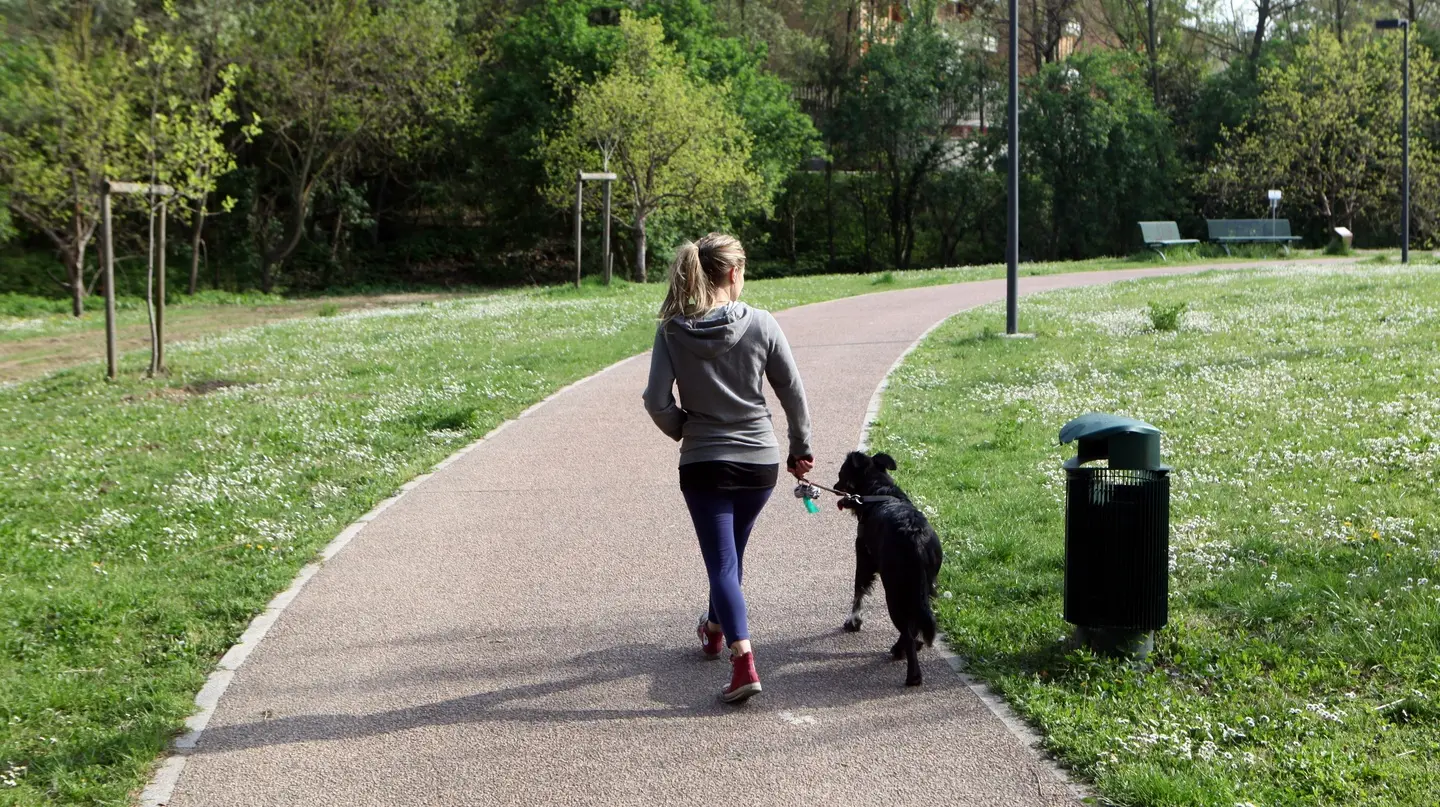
{"left": 102, "top": 183, "right": 117, "bottom": 380}
{"left": 100, "top": 181, "right": 175, "bottom": 380}
{"left": 601, "top": 179, "right": 613, "bottom": 286}
{"left": 156, "top": 199, "right": 166, "bottom": 374}
{"left": 574, "top": 173, "right": 616, "bottom": 289}
{"left": 574, "top": 177, "right": 584, "bottom": 289}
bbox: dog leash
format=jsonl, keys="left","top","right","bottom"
{"left": 793, "top": 477, "right": 899, "bottom": 512}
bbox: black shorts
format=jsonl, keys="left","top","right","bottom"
{"left": 679, "top": 461, "right": 779, "bottom": 492}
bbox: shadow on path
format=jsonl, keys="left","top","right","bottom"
{"left": 194, "top": 631, "right": 958, "bottom": 754}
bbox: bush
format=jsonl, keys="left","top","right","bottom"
{"left": 1147, "top": 300, "right": 1188, "bottom": 332}
{"left": 0, "top": 293, "right": 74, "bottom": 317}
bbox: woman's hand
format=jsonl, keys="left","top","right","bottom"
{"left": 786, "top": 454, "right": 814, "bottom": 479}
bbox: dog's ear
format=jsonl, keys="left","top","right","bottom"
{"left": 873, "top": 452, "right": 897, "bottom": 471}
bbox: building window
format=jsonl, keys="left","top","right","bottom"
{"left": 1058, "top": 19, "right": 1082, "bottom": 60}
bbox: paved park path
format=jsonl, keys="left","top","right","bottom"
{"left": 159, "top": 263, "right": 1312, "bottom": 807}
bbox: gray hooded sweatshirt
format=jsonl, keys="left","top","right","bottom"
{"left": 643, "top": 302, "right": 812, "bottom": 466}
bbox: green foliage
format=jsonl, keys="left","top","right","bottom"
{"left": 316, "top": 302, "right": 340, "bottom": 317}
{"left": 539, "top": 13, "right": 765, "bottom": 280}
{"left": 131, "top": 13, "right": 257, "bottom": 209}
{"left": 238, "top": 0, "right": 473, "bottom": 285}
{"left": 827, "top": 16, "right": 978, "bottom": 269}
{"left": 1146, "top": 299, "right": 1187, "bottom": 331}
{"left": 0, "top": 17, "right": 137, "bottom": 302}
{"left": 1204, "top": 33, "right": 1440, "bottom": 244}
{"left": 662, "top": 0, "right": 820, "bottom": 202}
{"left": 1021, "top": 51, "right": 1180, "bottom": 260}
{"left": 478, "top": 0, "right": 815, "bottom": 263}
{"left": 0, "top": 292, "right": 79, "bottom": 317}
{"left": 0, "top": 187, "right": 13, "bottom": 245}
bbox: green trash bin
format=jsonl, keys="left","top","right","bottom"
{"left": 1059, "top": 413, "right": 1170, "bottom": 660}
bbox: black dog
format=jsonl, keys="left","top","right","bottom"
{"left": 835, "top": 451, "right": 943, "bottom": 686}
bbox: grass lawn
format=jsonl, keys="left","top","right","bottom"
{"left": 867, "top": 263, "right": 1440, "bottom": 806}
{"left": 0, "top": 254, "right": 1288, "bottom": 806}
{"left": 0, "top": 245, "right": 1348, "bottom": 384}
{"left": 0, "top": 291, "right": 481, "bottom": 384}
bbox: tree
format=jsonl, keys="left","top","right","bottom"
{"left": 478, "top": 0, "right": 815, "bottom": 267}
{"left": 827, "top": 13, "right": 978, "bottom": 269}
{"left": 130, "top": 9, "right": 256, "bottom": 373}
{"left": 238, "top": 0, "right": 470, "bottom": 292}
{"left": 1093, "top": 0, "right": 1210, "bottom": 106}
{"left": 0, "top": 12, "right": 137, "bottom": 316}
{"left": 540, "top": 13, "right": 765, "bottom": 282}
{"left": 1203, "top": 33, "right": 1439, "bottom": 243}
{"left": 1022, "top": 0, "right": 1083, "bottom": 72}
{"left": 169, "top": 0, "right": 252, "bottom": 295}
{"left": 1021, "top": 51, "right": 1179, "bottom": 258}
{"left": 711, "top": 0, "right": 826, "bottom": 82}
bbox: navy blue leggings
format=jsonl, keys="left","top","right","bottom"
{"left": 682, "top": 488, "right": 773, "bottom": 645}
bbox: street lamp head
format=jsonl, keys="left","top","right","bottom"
{"left": 1374, "top": 18, "right": 1408, "bottom": 29}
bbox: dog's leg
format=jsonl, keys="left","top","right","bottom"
{"left": 903, "top": 628, "right": 923, "bottom": 687}
{"left": 844, "top": 538, "right": 879, "bottom": 632}
{"left": 890, "top": 634, "right": 924, "bottom": 659}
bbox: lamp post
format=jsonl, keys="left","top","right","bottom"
{"left": 1375, "top": 18, "right": 1410, "bottom": 264}
{"left": 1006, "top": 0, "right": 1019, "bottom": 333}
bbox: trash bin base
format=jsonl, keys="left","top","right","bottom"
{"left": 1073, "top": 625, "right": 1154, "bottom": 660}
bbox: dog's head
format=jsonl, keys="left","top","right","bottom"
{"left": 835, "top": 450, "right": 898, "bottom": 497}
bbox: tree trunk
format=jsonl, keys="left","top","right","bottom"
{"left": 68, "top": 199, "right": 88, "bottom": 317}
{"left": 189, "top": 193, "right": 207, "bottom": 295}
{"left": 1031, "top": 0, "right": 1045, "bottom": 74}
{"left": 826, "top": 160, "right": 836, "bottom": 270}
{"left": 259, "top": 165, "right": 318, "bottom": 291}
{"left": 634, "top": 211, "right": 648, "bottom": 283}
{"left": 67, "top": 248, "right": 85, "bottom": 317}
{"left": 1147, "top": 0, "right": 1159, "bottom": 106}
{"left": 888, "top": 167, "right": 905, "bottom": 270}
{"left": 327, "top": 206, "right": 345, "bottom": 287}
{"left": 371, "top": 173, "right": 387, "bottom": 247}
{"left": 788, "top": 206, "right": 797, "bottom": 264}
{"left": 1250, "top": 0, "right": 1271, "bottom": 73}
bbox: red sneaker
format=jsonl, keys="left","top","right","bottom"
{"left": 721, "top": 651, "right": 762, "bottom": 703}
{"left": 697, "top": 617, "right": 724, "bottom": 659}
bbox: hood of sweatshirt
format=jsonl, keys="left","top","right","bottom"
{"left": 665, "top": 302, "right": 755, "bottom": 359}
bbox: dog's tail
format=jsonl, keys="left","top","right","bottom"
{"left": 912, "top": 567, "right": 939, "bottom": 649}
{"left": 918, "top": 600, "right": 938, "bottom": 649}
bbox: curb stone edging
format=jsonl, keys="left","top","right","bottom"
{"left": 136, "top": 354, "right": 643, "bottom": 807}
{"left": 856, "top": 298, "right": 1104, "bottom": 807}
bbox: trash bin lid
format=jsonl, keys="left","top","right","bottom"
{"left": 1059, "top": 413, "right": 1161, "bottom": 446}
{"left": 1060, "top": 413, "right": 1167, "bottom": 470}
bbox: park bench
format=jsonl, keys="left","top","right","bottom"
{"left": 1138, "top": 221, "right": 1199, "bottom": 261}
{"left": 1206, "top": 218, "right": 1303, "bottom": 255}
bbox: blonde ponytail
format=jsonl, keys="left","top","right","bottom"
{"left": 658, "top": 233, "right": 746, "bottom": 321}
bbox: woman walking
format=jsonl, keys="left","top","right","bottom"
{"left": 643, "top": 233, "right": 813, "bottom": 703}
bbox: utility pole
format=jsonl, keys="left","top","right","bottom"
{"left": 1006, "top": 0, "right": 1020, "bottom": 333}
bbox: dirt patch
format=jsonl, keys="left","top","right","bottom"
{"left": 183, "top": 379, "right": 250, "bottom": 395}
{"left": 120, "top": 379, "right": 253, "bottom": 403}
{"left": 0, "top": 292, "right": 474, "bottom": 384}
